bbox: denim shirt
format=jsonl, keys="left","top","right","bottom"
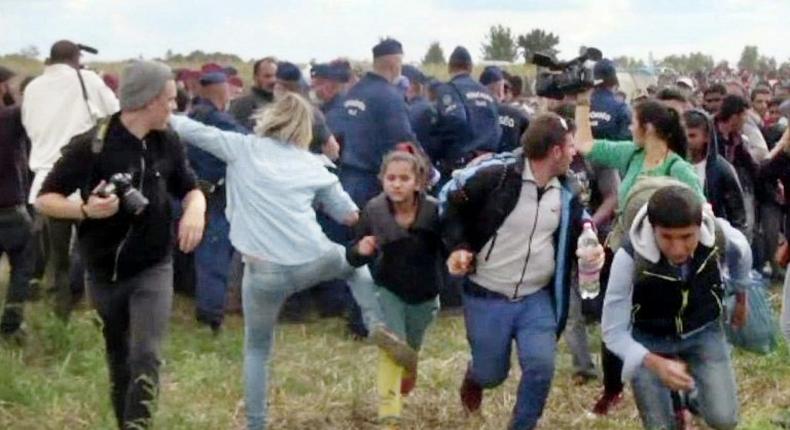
{"left": 170, "top": 115, "right": 357, "bottom": 265}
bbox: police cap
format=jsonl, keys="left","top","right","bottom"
{"left": 372, "top": 38, "right": 403, "bottom": 58}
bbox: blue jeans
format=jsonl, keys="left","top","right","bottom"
{"left": 241, "top": 244, "right": 382, "bottom": 430}
{"left": 463, "top": 287, "right": 557, "bottom": 430}
{"left": 631, "top": 323, "right": 738, "bottom": 430}
{"left": 194, "top": 204, "right": 233, "bottom": 324}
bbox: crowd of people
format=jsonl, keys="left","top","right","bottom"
{"left": 1, "top": 37, "right": 790, "bottom": 430}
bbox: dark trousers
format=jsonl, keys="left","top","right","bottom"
{"left": 0, "top": 206, "right": 34, "bottom": 333}
{"left": 194, "top": 202, "right": 233, "bottom": 326}
{"left": 45, "top": 216, "right": 83, "bottom": 319}
{"left": 87, "top": 261, "right": 173, "bottom": 430}
{"left": 598, "top": 247, "right": 624, "bottom": 395}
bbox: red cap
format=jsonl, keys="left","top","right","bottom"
{"left": 201, "top": 63, "right": 223, "bottom": 73}
{"left": 228, "top": 76, "right": 244, "bottom": 88}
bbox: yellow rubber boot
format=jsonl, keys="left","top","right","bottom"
{"left": 377, "top": 348, "right": 403, "bottom": 426}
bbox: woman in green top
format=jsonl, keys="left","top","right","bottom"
{"left": 572, "top": 90, "right": 708, "bottom": 418}
{"left": 574, "top": 91, "right": 705, "bottom": 207}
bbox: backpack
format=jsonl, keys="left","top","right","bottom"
{"left": 437, "top": 151, "right": 519, "bottom": 219}
{"left": 606, "top": 165, "right": 681, "bottom": 251}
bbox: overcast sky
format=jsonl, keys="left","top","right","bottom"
{"left": 1, "top": 0, "right": 787, "bottom": 65}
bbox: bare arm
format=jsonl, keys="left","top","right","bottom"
{"left": 177, "top": 189, "right": 206, "bottom": 253}
{"left": 36, "top": 181, "right": 119, "bottom": 221}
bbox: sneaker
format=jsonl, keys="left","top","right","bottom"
{"left": 370, "top": 325, "right": 418, "bottom": 372}
{"left": 401, "top": 367, "right": 418, "bottom": 396}
{"left": 459, "top": 366, "right": 483, "bottom": 414}
{"left": 591, "top": 391, "right": 624, "bottom": 416}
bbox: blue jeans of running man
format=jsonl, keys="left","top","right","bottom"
{"left": 194, "top": 202, "right": 233, "bottom": 326}
{"left": 242, "top": 243, "right": 382, "bottom": 430}
{"left": 463, "top": 287, "right": 557, "bottom": 430}
{"left": 631, "top": 323, "right": 738, "bottom": 430}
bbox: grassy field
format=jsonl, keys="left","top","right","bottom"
{"left": 0, "top": 263, "right": 789, "bottom": 429}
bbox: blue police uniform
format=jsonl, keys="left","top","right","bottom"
{"left": 407, "top": 95, "right": 440, "bottom": 161}
{"left": 497, "top": 103, "right": 530, "bottom": 153}
{"left": 186, "top": 96, "right": 249, "bottom": 328}
{"left": 434, "top": 74, "right": 501, "bottom": 167}
{"left": 334, "top": 71, "right": 415, "bottom": 206}
{"left": 590, "top": 87, "right": 632, "bottom": 140}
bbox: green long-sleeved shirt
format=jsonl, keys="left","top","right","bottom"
{"left": 588, "top": 139, "right": 705, "bottom": 209}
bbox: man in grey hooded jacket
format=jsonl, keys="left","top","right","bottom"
{"left": 602, "top": 184, "right": 751, "bottom": 430}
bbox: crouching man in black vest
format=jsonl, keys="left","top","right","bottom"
{"left": 602, "top": 185, "right": 750, "bottom": 430}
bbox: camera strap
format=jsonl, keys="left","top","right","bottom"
{"left": 76, "top": 68, "right": 98, "bottom": 124}
{"left": 90, "top": 117, "right": 112, "bottom": 155}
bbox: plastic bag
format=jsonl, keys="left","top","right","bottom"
{"left": 723, "top": 271, "right": 779, "bottom": 354}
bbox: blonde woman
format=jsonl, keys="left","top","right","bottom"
{"left": 170, "top": 92, "right": 405, "bottom": 430}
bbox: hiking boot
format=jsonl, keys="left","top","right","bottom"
{"left": 592, "top": 390, "right": 624, "bottom": 416}
{"left": 370, "top": 325, "right": 417, "bottom": 372}
{"left": 459, "top": 365, "right": 483, "bottom": 414}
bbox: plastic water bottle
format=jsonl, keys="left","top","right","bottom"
{"left": 578, "top": 222, "right": 601, "bottom": 299}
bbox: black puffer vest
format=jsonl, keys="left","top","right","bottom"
{"left": 623, "top": 241, "right": 724, "bottom": 337}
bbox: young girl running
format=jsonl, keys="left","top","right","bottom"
{"left": 347, "top": 149, "right": 444, "bottom": 429}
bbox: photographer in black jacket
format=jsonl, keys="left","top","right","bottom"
{"left": 35, "top": 60, "right": 205, "bottom": 430}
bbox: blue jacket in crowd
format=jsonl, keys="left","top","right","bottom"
{"left": 187, "top": 98, "right": 249, "bottom": 185}
{"left": 434, "top": 73, "right": 501, "bottom": 162}
{"left": 321, "top": 93, "right": 346, "bottom": 133}
{"left": 590, "top": 87, "right": 632, "bottom": 141}
{"left": 331, "top": 72, "right": 414, "bottom": 174}
{"left": 407, "top": 95, "right": 440, "bottom": 161}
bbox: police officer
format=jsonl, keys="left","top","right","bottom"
{"left": 334, "top": 38, "right": 414, "bottom": 206}
{"left": 332, "top": 38, "right": 414, "bottom": 337}
{"left": 187, "top": 71, "right": 248, "bottom": 333}
{"left": 479, "top": 66, "right": 529, "bottom": 153}
{"left": 310, "top": 62, "right": 351, "bottom": 144}
{"left": 401, "top": 65, "right": 440, "bottom": 161}
{"left": 273, "top": 62, "right": 349, "bottom": 322}
{"left": 434, "top": 46, "right": 501, "bottom": 176}
{"left": 274, "top": 62, "right": 339, "bottom": 161}
{"left": 589, "top": 59, "right": 632, "bottom": 140}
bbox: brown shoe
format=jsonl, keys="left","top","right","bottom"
{"left": 592, "top": 390, "right": 624, "bottom": 416}
{"left": 459, "top": 366, "right": 483, "bottom": 414}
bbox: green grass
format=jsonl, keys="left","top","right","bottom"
{"left": 1, "top": 261, "right": 789, "bottom": 429}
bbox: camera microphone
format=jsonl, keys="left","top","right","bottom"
{"left": 532, "top": 53, "right": 561, "bottom": 70}
{"left": 78, "top": 44, "right": 98, "bottom": 55}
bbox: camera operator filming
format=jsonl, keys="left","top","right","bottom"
{"left": 35, "top": 60, "right": 206, "bottom": 430}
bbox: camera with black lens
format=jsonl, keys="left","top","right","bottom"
{"left": 96, "top": 173, "right": 149, "bottom": 216}
{"left": 533, "top": 47, "right": 603, "bottom": 100}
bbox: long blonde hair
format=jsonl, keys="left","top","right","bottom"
{"left": 252, "top": 92, "right": 313, "bottom": 149}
